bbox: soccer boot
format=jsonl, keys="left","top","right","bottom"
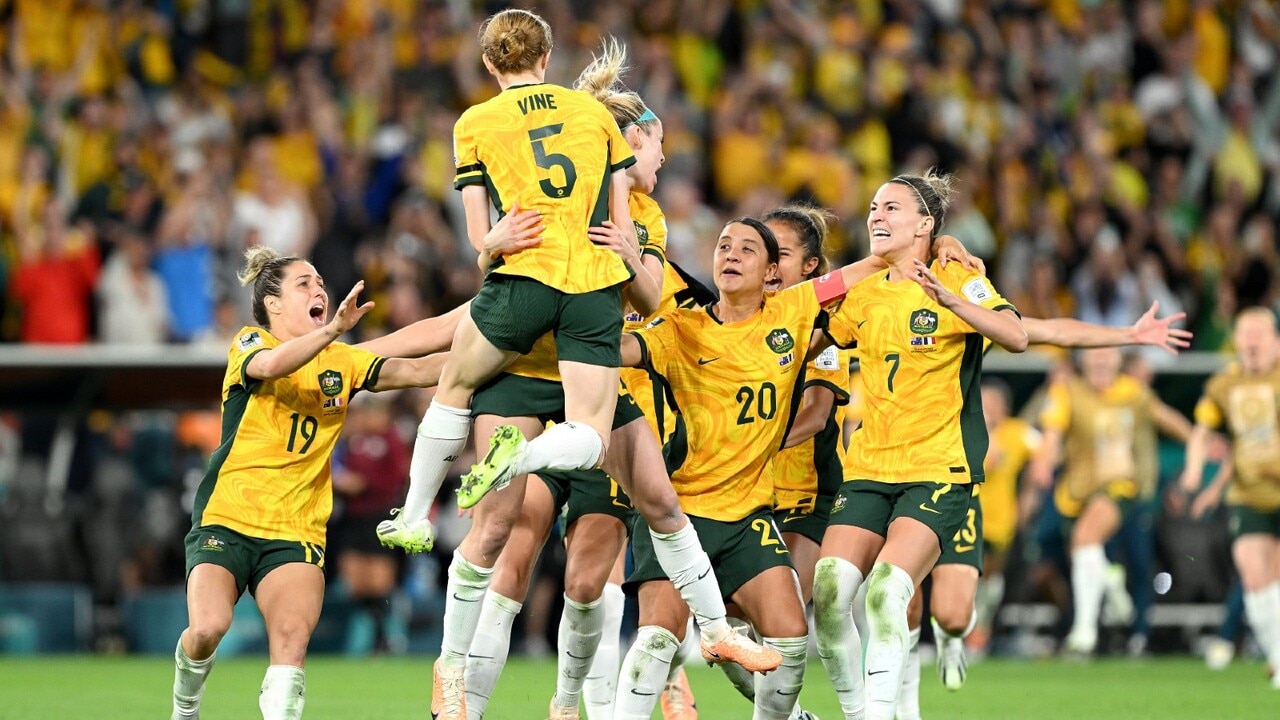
{"left": 376, "top": 509, "right": 435, "bottom": 554}
{"left": 660, "top": 665, "right": 697, "bottom": 719}
{"left": 457, "top": 425, "right": 527, "bottom": 509}
{"left": 700, "top": 631, "right": 782, "bottom": 673}
{"left": 432, "top": 659, "right": 467, "bottom": 720}
{"left": 933, "top": 618, "right": 967, "bottom": 690}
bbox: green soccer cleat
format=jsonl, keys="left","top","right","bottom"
{"left": 456, "top": 425, "right": 527, "bottom": 509}
{"left": 376, "top": 510, "right": 435, "bottom": 554}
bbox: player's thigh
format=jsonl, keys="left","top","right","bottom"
{"left": 608, "top": 546, "right": 627, "bottom": 585}
{"left": 731, "top": 565, "right": 808, "bottom": 638}
{"left": 185, "top": 563, "right": 240, "bottom": 637}
{"left": 820, "top": 482, "right": 894, "bottom": 574}
{"left": 564, "top": 513, "right": 628, "bottom": 603}
{"left": 635, "top": 580, "right": 691, "bottom": 638}
{"left": 560, "top": 361, "right": 622, "bottom": 442}
{"left": 1232, "top": 533, "right": 1280, "bottom": 591}
{"left": 1071, "top": 494, "right": 1123, "bottom": 548}
{"left": 436, "top": 310, "right": 520, "bottom": 406}
{"left": 489, "top": 474, "right": 558, "bottom": 602}
{"left": 782, "top": 531, "right": 821, "bottom": 606}
{"left": 604, "top": 417, "right": 683, "bottom": 534}
{"left": 255, "top": 562, "right": 325, "bottom": 665}
{"left": 878, "top": 517, "right": 945, "bottom": 587}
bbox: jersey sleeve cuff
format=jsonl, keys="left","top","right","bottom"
{"left": 361, "top": 357, "right": 388, "bottom": 394}
{"left": 641, "top": 247, "right": 666, "bottom": 263}
{"left": 453, "top": 163, "right": 485, "bottom": 190}
{"left": 804, "top": 378, "right": 851, "bottom": 405}
{"left": 239, "top": 348, "right": 267, "bottom": 392}
{"left": 610, "top": 155, "right": 637, "bottom": 173}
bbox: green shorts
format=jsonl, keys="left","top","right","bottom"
{"left": 774, "top": 491, "right": 834, "bottom": 546}
{"left": 184, "top": 524, "right": 325, "bottom": 596}
{"left": 471, "top": 273, "right": 623, "bottom": 367}
{"left": 539, "top": 468, "right": 634, "bottom": 530}
{"left": 1228, "top": 504, "right": 1280, "bottom": 540}
{"left": 828, "top": 479, "right": 972, "bottom": 551}
{"left": 471, "top": 372, "right": 644, "bottom": 430}
{"left": 626, "top": 509, "right": 794, "bottom": 599}
{"left": 937, "top": 485, "right": 983, "bottom": 572}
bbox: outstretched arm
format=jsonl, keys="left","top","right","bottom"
{"left": 369, "top": 353, "right": 450, "bottom": 391}
{"left": 914, "top": 260, "right": 1027, "bottom": 352}
{"left": 357, "top": 303, "right": 468, "bottom": 358}
{"left": 1022, "top": 302, "right": 1192, "bottom": 353}
{"left": 247, "top": 282, "right": 374, "bottom": 380}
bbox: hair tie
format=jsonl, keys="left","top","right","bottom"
{"left": 892, "top": 176, "right": 933, "bottom": 221}
{"left": 621, "top": 107, "right": 658, "bottom": 131}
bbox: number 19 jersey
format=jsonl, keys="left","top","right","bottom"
{"left": 192, "top": 327, "right": 385, "bottom": 546}
{"left": 454, "top": 83, "right": 636, "bottom": 294}
{"left": 631, "top": 282, "right": 824, "bottom": 521}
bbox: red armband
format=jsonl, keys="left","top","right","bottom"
{"left": 812, "top": 271, "right": 848, "bottom": 305}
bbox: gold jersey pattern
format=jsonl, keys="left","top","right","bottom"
{"left": 454, "top": 83, "right": 636, "bottom": 294}
{"left": 981, "top": 417, "right": 1040, "bottom": 549}
{"left": 767, "top": 346, "right": 852, "bottom": 512}
{"left": 1196, "top": 363, "right": 1280, "bottom": 510}
{"left": 1040, "top": 375, "right": 1157, "bottom": 514}
{"left": 825, "top": 262, "right": 1016, "bottom": 485}
{"left": 633, "top": 282, "right": 825, "bottom": 521}
{"left": 193, "top": 327, "right": 385, "bottom": 545}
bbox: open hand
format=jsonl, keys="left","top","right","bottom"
{"left": 484, "top": 203, "right": 544, "bottom": 258}
{"left": 328, "top": 280, "right": 375, "bottom": 337}
{"left": 1131, "top": 301, "right": 1193, "bottom": 355}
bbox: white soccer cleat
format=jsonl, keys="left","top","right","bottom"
{"left": 932, "top": 619, "right": 967, "bottom": 691}
{"left": 376, "top": 509, "right": 435, "bottom": 554}
{"left": 1203, "top": 637, "right": 1234, "bottom": 671}
{"left": 1063, "top": 628, "right": 1098, "bottom": 657}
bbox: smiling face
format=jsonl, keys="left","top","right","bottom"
{"left": 627, "top": 119, "right": 665, "bottom": 194}
{"left": 867, "top": 182, "right": 934, "bottom": 264}
{"left": 264, "top": 261, "right": 329, "bottom": 338}
{"left": 712, "top": 222, "right": 777, "bottom": 297}
{"left": 766, "top": 218, "right": 818, "bottom": 291}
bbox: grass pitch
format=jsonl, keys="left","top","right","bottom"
{"left": 0, "top": 655, "right": 1274, "bottom": 719}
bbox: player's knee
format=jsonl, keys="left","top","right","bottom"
{"left": 267, "top": 618, "right": 314, "bottom": 664}
{"left": 564, "top": 576, "right": 604, "bottom": 606}
{"left": 865, "top": 562, "right": 913, "bottom": 624}
{"left": 472, "top": 515, "right": 518, "bottom": 557}
{"left": 932, "top": 598, "right": 972, "bottom": 635}
{"left": 813, "top": 557, "right": 856, "bottom": 619}
{"left": 184, "top": 621, "right": 230, "bottom": 656}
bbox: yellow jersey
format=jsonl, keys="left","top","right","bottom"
{"left": 1195, "top": 362, "right": 1280, "bottom": 511}
{"left": 825, "top": 262, "right": 1016, "bottom": 485}
{"left": 767, "top": 346, "right": 852, "bottom": 513}
{"left": 981, "top": 417, "right": 1040, "bottom": 550}
{"left": 192, "top": 327, "right": 386, "bottom": 546}
{"left": 632, "top": 282, "right": 826, "bottom": 521}
{"left": 1040, "top": 375, "right": 1157, "bottom": 516}
{"left": 453, "top": 83, "right": 636, "bottom": 294}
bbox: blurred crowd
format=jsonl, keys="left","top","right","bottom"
{"left": 0, "top": 0, "right": 1278, "bottom": 656}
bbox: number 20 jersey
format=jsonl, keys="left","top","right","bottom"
{"left": 191, "top": 327, "right": 385, "bottom": 546}
{"left": 453, "top": 83, "right": 637, "bottom": 294}
{"left": 630, "top": 282, "right": 824, "bottom": 521}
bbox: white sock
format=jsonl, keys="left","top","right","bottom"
{"left": 896, "top": 627, "right": 922, "bottom": 720}
{"left": 753, "top": 635, "right": 807, "bottom": 720}
{"left": 649, "top": 522, "right": 732, "bottom": 642}
{"left": 1069, "top": 544, "right": 1108, "bottom": 645}
{"left": 584, "top": 583, "right": 625, "bottom": 719}
{"left": 1265, "top": 583, "right": 1280, "bottom": 673}
{"left": 513, "top": 422, "right": 604, "bottom": 475}
{"left": 615, "top": 625, "right": 679, "bottom": 719}
{"left": 258, "top": 665, "right": 305, "bottom": 720}
{"left": 719, "top": 617, "right": 757, "bottom": 701}
{"left": 676, "top": 616, "right": 700, "bottom": 666}
{"left": 1244, "top": 582, "right": 1280, "bottom": 669}
{"left": 172, "top": 640, "right": 215, "bottom": 718}
{"left": 852, "top": 581, "right": 869, "bottom": 644}
{"left": 863, "top": 562, "right": 915, "bottom": 720}
{"left": 553, "top": 595, "right": 605, "bottom": 709}
{"left": 464, "top": 591, "right": 523, "bottom": 720}
{"left": 441, "top": 552, "right": 494, "bottom": 667}
{"left": 813, "top": 557, "right": 865, "bottom": 720}
{"left": 403, "top": 402, "right": 471, "bottom": 521}
{"left": 977, "top": 573, "right": 1005, "bottom": 631}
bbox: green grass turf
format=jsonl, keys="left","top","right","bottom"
{"left": 0, "top": 655, "right": 1274, "bottom": 719}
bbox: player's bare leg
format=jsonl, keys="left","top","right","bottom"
{"left": 814, "top": 524, "right": 883, "bottom": 720}
{"left": 617, "top": 581, "right": 691, "bottom": 720}
{"left": 172, "top": 564, "right": 238, "bottom": 720}
{"left": 585, "top": 550, "right": 628, "bottom": 718}
{"left": 732, "top": 566, "right": 810, "bottom": 720}
{"left": 1065, "top": 496, "right": 1121, "bottom": 655}
{"left": 256, "top": 563, "right": 324, "bottom": 720}
{"left": 931, "top": 564, "right": 979, "bottom": 690}
{"left": 1235, "top": 534, "right": 1280, "bottom": 688}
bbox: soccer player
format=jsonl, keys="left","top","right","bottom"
{"left": 1181, "top": 307, "right": 1280, "bottom": 688}
{"left": 1028, "top": 345, "right": 1192, "bottom": 655}
{"left": 815, "top": 171, "right": 1028, "bottom": 720}
{"left": 378, "top": 7, "right": 640, "bottom": 562}
{"left": 171, "top": 247, "right": 442, "bottom": 720}
{"left": 456, "top": 40, "right": 714, "bottom": 720}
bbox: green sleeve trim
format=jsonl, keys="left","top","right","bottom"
{"left": 804, "top": 378, "right": 851, "bottom": 406}
{"left": 992, "top": 302, "right": 1019, "bottom": 317}
{"left": 453, "top": 173, "right": 485, "bottom": 190}
{"left": 610, "top": 154, "right": 637, "bottom": 173}
{"left": 239, "top": 348, "right": 267, "bottom": 393}
{"left": 641, "top": 247, "right": 666, "bottom": 263}
{"left": 358, "top": 357, "right": 388, "bottom": 396}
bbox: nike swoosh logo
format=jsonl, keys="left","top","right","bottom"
{"left": 695, "top": 568, "right": 710, "bottom": 581}
{"left": 452, "top": 593, "right": 479, "bottom": 602}
{"left": 566, "top": 650, "right": 593, "bottom": 660}
{"left": 467, "top": 654, "right": 495, "bottom": 660}
{"left": 918, "top": 503, "right": 942, "bottom": 515}
{"left": 868, "top": 669, "right": 889, "bottom": 676}
{"left": 857, "top": 320, "right": 868, "bottom": 328}
{"left": 630, "top": 689, "right": 656, "bottom": 696}
{"left": 776, "top": 689, "right": 801, "bottom": 696}
{"left": 782, "top": 514, "right": 805, "bottom": 523}
{"left": 955, "top": 544, "right": 974, "bottom": 552}
{"left": 697, "top": 357, "right": 720, "bottom": 365}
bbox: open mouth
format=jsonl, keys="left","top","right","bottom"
{"left": 871, "top": 228, "right": 891, "bottom": 240}
{"left": 309, "top": 303, "right": 325, "bottom": 324}
{"left": 765, "top": 278, "right": 781, "bottom": 291}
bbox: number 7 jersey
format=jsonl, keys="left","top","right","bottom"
{"left": 453, "top": 83, "right": 637, "bottom": 294}
{"left": 192, "top": 327, "right": 386, "bottom": 546}
{"left": 630, "top": 282, "right": 825, "bottom": 521}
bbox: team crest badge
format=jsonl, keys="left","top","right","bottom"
{"left": 201, "top": 536, "right": 226, "bottom": 552}
{"left": 766, "top": 328, "right": 795, "bottom": 354}
{"left": 634, "top": 221, "right": 649, "bottom": 246}
{"left": 318, "top": 369, "right": 344, "bottom": 397}
{"left": 909, "top": 309, "right": 939, "bottom": 336}
{"left": 832, "top": 495, "right": 847, "bottom": 513}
